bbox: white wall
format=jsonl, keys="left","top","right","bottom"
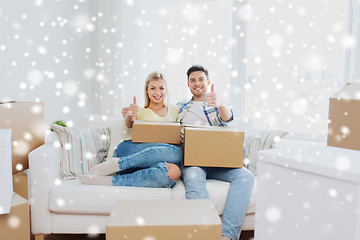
{"left": 0, "top": 0, "right": 97, "bottom": 128}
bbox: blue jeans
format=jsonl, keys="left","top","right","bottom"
{"left": 181, "top": 164, "right": 254, "bottom": 240}
{"left": 112, "top": 140, "right": 183, "bottom": 188}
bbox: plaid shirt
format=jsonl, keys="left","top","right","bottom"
{"left": 176, "top": 98, "right": 233, "bottom": 126}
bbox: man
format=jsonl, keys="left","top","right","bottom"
{"left": 177, "top": 65, "right": 254, "bottom": 240}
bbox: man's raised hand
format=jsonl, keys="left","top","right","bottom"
{"left": 205, "top": 83, "right": 218, "bottom": 108}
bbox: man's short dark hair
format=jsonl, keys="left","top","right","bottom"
{"left": 186, "top": 65, "right": 209, "bottom": 80}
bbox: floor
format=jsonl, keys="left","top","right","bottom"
{"left": 31, "top": 231, "right": 254, "bottom": 240}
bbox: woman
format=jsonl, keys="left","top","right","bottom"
{"left": 79, "top": 71, "right": 182, "bottom": 188}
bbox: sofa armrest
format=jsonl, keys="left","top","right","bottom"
{"left": 28, "top": 143, "right": 60, "bottom": 234}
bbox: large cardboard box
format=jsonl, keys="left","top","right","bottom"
{"left": 0, "top": 193, "right": 30, "bottom": 240}
{"left": 0, "top": 101, "right": 45, "bottom": 174}
{"left": 132, "top": 120, "right": 181, "bottom": 144}
{"left": 106, "top": 199, "right": 221, "bottom": 240}
{"left": 184, "top": 126, "right": 244, "bottom": 168}
{"left": 327, "top": 83, "right": 360, "bottom": 150}
{"left": 0, "top": 129, "right": 12, "bottom": 215}
{"left": 12, "top": 171, "right": 28, "bottom": 200}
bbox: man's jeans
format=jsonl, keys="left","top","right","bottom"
{"left": 112, "top": 140, "right": 183, "bottom": 188}
{"left": 181, "top": 164, "right": 255, "bottom": 240}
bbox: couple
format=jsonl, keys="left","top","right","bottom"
{"left": 81, "top": 65, "right": 254, "bottom": 240}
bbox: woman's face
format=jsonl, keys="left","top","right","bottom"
{"left": 147, "top": 79, "right": 166, "bottom": 105}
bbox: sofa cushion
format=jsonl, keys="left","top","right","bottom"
{"left": 82, "top": 114, "right": 131, "bottom": 160}
{"left": 244, "top": 129, "right": 288, "bottom": 174}
{"left": 52, "top": 124, "right": 111, "bottom": 180}
{"left": 49, "top": 179, "right": 173, "bottom": 214}
{"left": 172, "top": 179, "right": 256, "bottom": 215}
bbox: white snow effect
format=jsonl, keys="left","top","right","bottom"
{"left": 85, "top": 151, "right": 94, "bottom": 160}
{"left": 341, "top": 34, "right": 356, "bottom": 49}
{"left": 183, "top": 6, "right": 203, "bottom": 22}
{"left": 166, "top": 49, "right": 183, "bottom": 64}
{"left": 126, "top": 0, "right": 134, "bottom": 6}
{"left": 56, "top": 82, "right": 63, "bottom": 89}
{"left": 136, "top": 216, "right": 145, "bottom": 226}
{"left": 37, "top": 46, "right": 47, "bottom": 55}
{"left": 67, "top": 121, "right": 74, "bottom": 127}
{"left": 16, "top": 163, "right": 23, "bottom": 171}
{"left": 87, "top": 225, "right": 101, "bottom": 236}
{"left": 335, "top": 156, "right": 351, "bottom": 171}
{"left": 71, "top": 13, "right": 94, "bottom": 32}
{"left": 328, "top": 188, "right": 338, "bottom": 198}
{"left": 27, "top": 70, "right": 43, "bottom": 85}
{"left": 291, "top": 98, "right": 308, "bottom": 115}
{"left": 8, "top": 216, "right": 21, "bottom": 229}
{"left": 46, "top": 72, "right": 55, "bottom": 79}
{"left": 159, "top": 8, "right": 168, "bottom": 17}
{"left": 238, "top": 5, "right": 254, "bottom": 21}
{"left": 143, "top": 237, "right": 156, "bottom": 240}
{"left": 265, "top": 206, "right": 281, "bottom": 222}
{"left": 54, "top": 179, "right": 62, "bottom": 186}
{"left": 83, "top": 68, "right": 96, "bottom": 80}
{"left": 340, "top": 126, "right": 350, "bottom": 136}
{"left": 63, "top": 81, "right": 78, "bottom": 96}
{"left": 34, "top": 0, "right": 43, "bottom": 7}
{"left": 231, "top": 70, "right": 238, "bottom": 77}
{"left": 19, "top": 82, "right": 27, "bottom": 89}
{"left": 297, "top": 6, "right": 307, "bottom": 16}
{"left": 254, "top": 57, "right": 262, "bottom": 64}
{"left": 31, "top": 105, "right": 42, "bottom": 114}
{"left": 63, "top": 106, "right": 70, "bottom": 113}
{"left": 285, "top": 25, "right": 295, "bottom": 34}
{"left": 56, "top": 198, "right": 66, "bottom": 207}
{"left": 327, "top": 34, "right": 336, "bottom": 43}
{"left": 53, "top": 141, "right": 61, "bottom": 148}
{"left": 64, "top": 143, "right": 72, "bottom": 150}
{"left": 267, "top": 34, "right": 283, "bottom": 50}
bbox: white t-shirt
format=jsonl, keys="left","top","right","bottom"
{"left": 180, "top": 101, "right": 210, "bottom": 143}
{"left": 181, "top": 101, "right": 210, "bottom": 126}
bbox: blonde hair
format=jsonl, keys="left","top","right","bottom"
{"left": 144, "top": 71, "right": 169, "bottom": 108}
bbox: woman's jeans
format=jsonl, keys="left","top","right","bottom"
{"left": 112, "top": 140, "right": 183, "bottom": 188}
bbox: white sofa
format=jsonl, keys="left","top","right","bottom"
{"left": 28, "top": 114, "right": 325, "bottom": 238}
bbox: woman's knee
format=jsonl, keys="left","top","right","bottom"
{"left": 166, "top": 163, "right": 181, "bottom": 181}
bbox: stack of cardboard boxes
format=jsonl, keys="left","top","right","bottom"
{"left": 0, "top": 101, "right": 45, "bottom": 240}
{"left": 327, "top": 83, "right": 360, "bottom": 150}
{"left": 132, "top": 120, "right": 244, "bottom": 168}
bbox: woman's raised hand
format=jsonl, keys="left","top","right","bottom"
{"left": 127, "top": 96, "right": 139, "bottom": 122}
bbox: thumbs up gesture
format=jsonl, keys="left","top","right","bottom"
{"left": 205, "top": 84, "right": 218, "bottom": 108}
{"left": 127, "top": 96, "right": 139, "bottom": 121}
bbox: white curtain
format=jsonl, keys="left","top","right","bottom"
{"left": 348, "top": 0, "right": 360, "bottom": 83}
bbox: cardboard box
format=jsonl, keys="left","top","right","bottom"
{"left": 132, "top": 120, "right": 181, "bottom": 144}
{"left": 327, "top": 83, "right": 360, "bottom": 150}
{"left": 106, "top": 199, "right": 221, "bottom": 240}
{"left": 0, "top": 102, "right": 45, "bottom": 174}
{"left": 184, "top": 126, "right": 244, "bottom": 168}
{"left": 0, "top": 193, "right": 30, "bottom": 240}
{"left": 12, "top": 171, "right": 28, "bottom": 200}
{"left": 0, "top": 129, "right": 13, "bottom": 215}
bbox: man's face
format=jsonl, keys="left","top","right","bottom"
{"left": 187, "top": 71, "right": 210, "bottom": 98}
